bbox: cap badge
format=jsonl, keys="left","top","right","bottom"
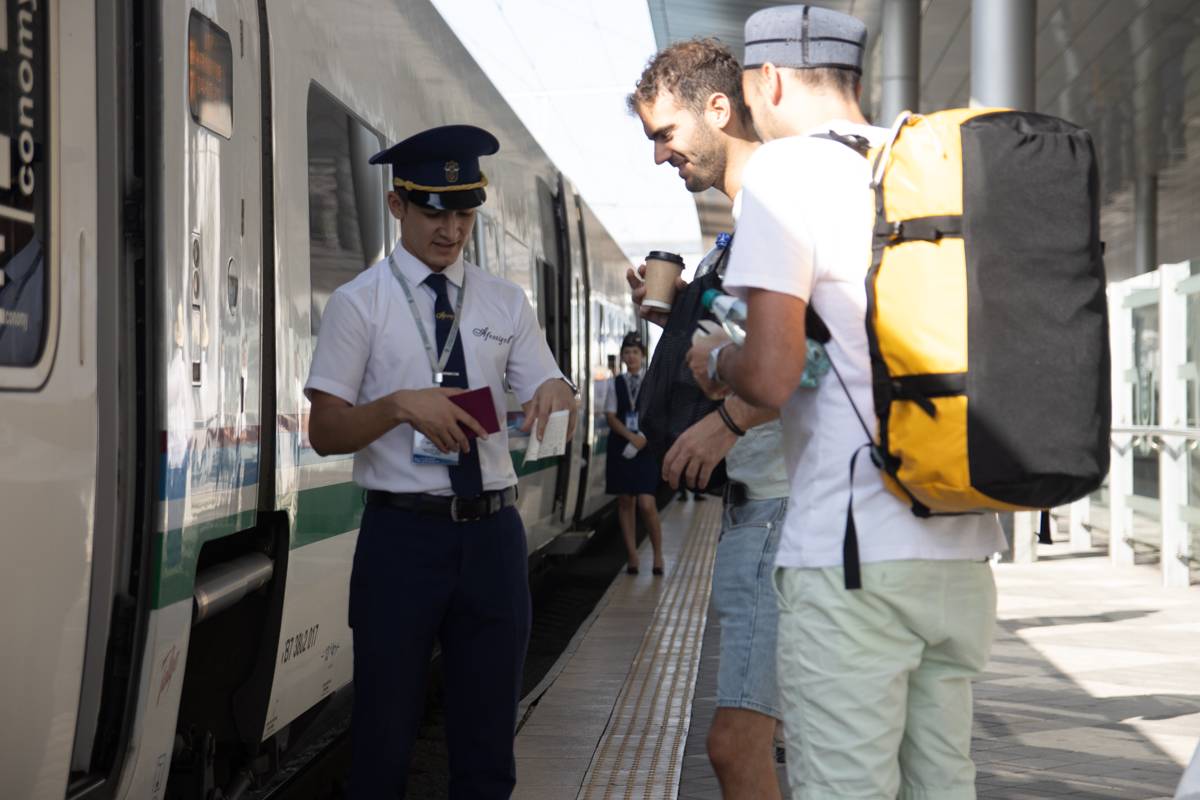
{"left": 445, "top": 160, "right": 460, "bottom": 183}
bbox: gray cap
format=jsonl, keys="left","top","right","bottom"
{"left": 743, "top": 5, "right": 868, "bottom": 73}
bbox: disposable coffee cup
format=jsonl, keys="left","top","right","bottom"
{"left": 642, "top": 250, "right": 685, "bottom": 311}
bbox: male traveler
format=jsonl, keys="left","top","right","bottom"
{"left": 305, "top": 124, "right": 577, "bottom": 799}
{"left": 688, "top": 7, "right": 1006, "bottom": 799}
{"left": 628, "top": 38, "right": 788, "bottom": 799}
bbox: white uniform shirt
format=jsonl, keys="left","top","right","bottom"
{"left": 602, "top": 368, "right": 644, "bottom": 416}
{"left": 304, "top": 243, "right": 564, "bottom": 495}
{"left": 722, "top": 122, "right": 1006, "bottom": 568}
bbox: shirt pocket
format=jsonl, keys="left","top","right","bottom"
{"left": 369, "top": 345, "right": 431, "bottom": 396}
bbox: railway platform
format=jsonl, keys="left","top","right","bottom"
{"left": 512, "top": 502, "right": 1200, "bottom": 800}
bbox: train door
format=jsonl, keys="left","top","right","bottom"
{"left": 98, "top": 2, "right": 271, "bottom": 798}
{"left": 0, "top": 2, "right": 104, "bottom": 797}
{"left": 560, "top": 186, "right": 591, "bottom": 524}
{"left": 535, "top": 174, "right": 586, "bottom": 525}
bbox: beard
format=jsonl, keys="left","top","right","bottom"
{"left": 681, "top": 122, "right": 726, "bottom": 193}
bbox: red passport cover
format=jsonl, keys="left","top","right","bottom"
{"left": 449, "top": 387, "right": 502, "bottom": 438}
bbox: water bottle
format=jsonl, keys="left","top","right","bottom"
{"left": 693, "top": 232, "right": 733, "bottom": 279}
{"left": 700, "top": 289, "right": 832, "bottom": 388}
{"left": 701, "top": 288, "right": 747, "bottom": 345}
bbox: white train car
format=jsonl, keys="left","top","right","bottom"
{"left": 0, "top": 1, "right": 641, "bottom": 798}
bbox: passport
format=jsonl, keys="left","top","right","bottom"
{"left": 448, "top": 386, "right": 501, "bottom": 438}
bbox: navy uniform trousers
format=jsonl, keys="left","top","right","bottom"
{"left": 348, "top": 501, "right": 531, "bottom": 799}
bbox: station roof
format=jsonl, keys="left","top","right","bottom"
{"left": 649, "top": 0, "right": 1200, "bottom": 281}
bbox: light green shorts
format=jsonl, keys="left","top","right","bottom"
{"left": 774, "top": 560, "right": 997, "bottom": 800}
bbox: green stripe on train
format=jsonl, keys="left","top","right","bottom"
{"left": 151, "top": 450, "right": 561, "bottom": 609}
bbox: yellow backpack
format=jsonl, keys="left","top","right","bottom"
{"left": 822, "top": 109, "right": 1110, "bottom": 587}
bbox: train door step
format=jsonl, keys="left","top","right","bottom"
{"left": 543, "top": 528, "right": 594, "bottom": 556}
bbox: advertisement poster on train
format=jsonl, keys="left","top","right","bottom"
{"left": 0, "top": 0, "right": 46, "bottom": 367}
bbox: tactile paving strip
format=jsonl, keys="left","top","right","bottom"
{"left": 577, "top": 499, "right": 721, "bottom": 800}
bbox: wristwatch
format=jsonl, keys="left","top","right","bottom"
{"left": 707, "top": 341, "right": 732, "bottom": 384}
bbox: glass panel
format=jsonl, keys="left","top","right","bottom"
{"left": 307, "top": 84, "right": 383, "bottom": 336}
{"left": 1187, "top": 294, "right": 1200, "bottom": 427}
{"left": 188, "top": 12, "right": 233, "bottom": 138}
{"left": 0, "top": 1, "right": 49, "bottom": 367}
{"left": 1131, "top": 304, "right": 1160, "bottom": 499}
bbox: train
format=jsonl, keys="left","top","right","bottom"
{"left": 0, "top": 1, "right": 642, "bottom": 798}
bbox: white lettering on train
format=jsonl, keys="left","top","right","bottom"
{"left": 16, "top": 1, "right": 37, "bottom": 197}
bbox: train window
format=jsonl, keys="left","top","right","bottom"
{"left": 306, "top": 84, "right": 386, "bottom": 336}
{"left": 0, "top": 0, "right": 49, "bottom": 369}
{"left": 188, "top": 11, "right": 233, "bottom": 138}
{"left": 538, "top": 258, "right": 560, "bottom": 359}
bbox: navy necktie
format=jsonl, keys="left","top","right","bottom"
{"left": 425, "top": 273, "right": 483, "bottom": 498}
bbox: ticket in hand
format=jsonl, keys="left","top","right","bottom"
{"left": 523, "top": 409, "right": 569, "bottom": 462}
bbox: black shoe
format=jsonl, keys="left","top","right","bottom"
{"left": 626, "top": 565, "right": 639, "bottom": 575}
{"left": 652, "top": 566, "right": 664, "bottom": 576}
{"left": 693, "top": 493, "right": 707, "bottom": 502}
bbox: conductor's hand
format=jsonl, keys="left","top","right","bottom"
{"left": 687, "top": 329, "right": 733, "bottom": 400}
{"left": 521, "top": 378, "right": 578, "bottom": 442}
{"left": 663, "top": 411, "right": 737, "bottom": 491}
{"left": 626, "top": 263, "right": 687, "bottom": 329}
{"left": 397, "top": 387, "right": 489, "bottom": 454}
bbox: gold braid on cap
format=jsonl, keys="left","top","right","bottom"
{"left": 392, "top": 173, "right": 489, "bottom": 192}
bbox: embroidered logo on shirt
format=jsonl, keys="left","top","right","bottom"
{"left": 473, "top": 326, "right": 514, "bottom": 345}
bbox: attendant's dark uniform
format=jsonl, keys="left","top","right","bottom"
{"left": 605, "top": 365, "right": 659, "bottom": 495}
{"left": 304, "top": 125, "right": 571, "bottom": 799}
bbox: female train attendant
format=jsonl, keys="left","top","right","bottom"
{"left": 605, "top": 332, "right": 665, "bottom": 576}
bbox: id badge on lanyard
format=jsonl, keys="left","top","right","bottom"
{"left": 388, "top": 251, "right": 468, "bottom": 466}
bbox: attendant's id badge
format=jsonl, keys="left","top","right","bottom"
{"left": 412, "top": 430, "right": 460, "bottom": 466}
{"left": 625, "top": 412, "right": 639, "bottom": 433}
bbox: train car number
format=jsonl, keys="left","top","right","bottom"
{"left": 281, "top": 624, "right": 319, "bottom": 664}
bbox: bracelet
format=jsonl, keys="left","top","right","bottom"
{"left": 717, "top": 402, "right": 746, "bottom": 437}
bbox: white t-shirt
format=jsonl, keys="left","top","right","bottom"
{"left": 722, "top": 122, "right": 1006, "bottom": 568}
{"left": 304, "top": 243, "right": 563, "bottom": 495}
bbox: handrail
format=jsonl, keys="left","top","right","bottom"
{"left": 1110, "top": 426, "right": 1200, "bottom": 458}
{"left": 1110, "top": 425, "right": 1200, "bottom": 439}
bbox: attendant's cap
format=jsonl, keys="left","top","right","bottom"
{"left": 369, "top": 124, "right": 500, "bottom": 210}
{"left": 744, "top": 5, "right": 867, "bottom": 74}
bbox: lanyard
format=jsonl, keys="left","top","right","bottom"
{"left": 624, "top": 372, "right": 640, "bottom": 408}
{"left": 388, "top": 250, "right": 467, "bottom": 385}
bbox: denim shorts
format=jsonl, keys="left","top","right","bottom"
{"left": 712, "top": 495, "right": 786, "bottom": 719}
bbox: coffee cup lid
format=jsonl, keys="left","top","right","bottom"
{"left": 646, "top": 250, "right": 684, "bottom": 267}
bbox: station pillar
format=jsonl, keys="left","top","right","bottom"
{"left": 970, "top": 0, "right": 1035, "bottom": 111}
{"left": 880, "top": 0, "right": 920, "bottom": 124}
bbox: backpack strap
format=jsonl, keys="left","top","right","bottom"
{"left": 812, "top": 130, "right": 871, "bottom": 158}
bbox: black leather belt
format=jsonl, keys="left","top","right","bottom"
{"left": 723, "top": 481, "right": 749, "bottom": 508}
{"left": 365, "top": 487, "right": 517, "bottom": 522}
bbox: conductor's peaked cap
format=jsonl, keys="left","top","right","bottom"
{"left": 370, "top": 124, "right": 500, "bottom": 210}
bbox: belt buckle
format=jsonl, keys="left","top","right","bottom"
{"left": 449, "top": 496, "right": 483, "bottom": 523}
